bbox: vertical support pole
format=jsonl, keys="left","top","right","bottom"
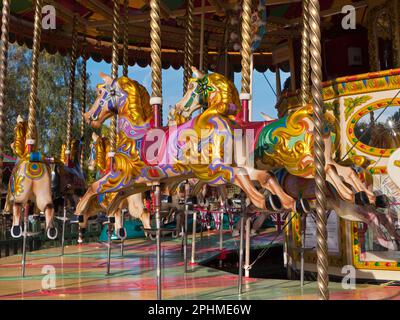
{"left": 301, "top": 0, "right": 310, "bottom": 108}
{"left": 219, "top": 207, "right": 223, "bottom": 251}
{"left": 309, "top": 0, "right": 329, "bottom": 300}
{"left": 26, "top": 0, "right": 44, "bottom": 153}
{"left": 21, "top": 206, "right": 28, "bottom": 277}
{"left": 0, "top": 0, "right": 10, "bottom": 213}
{"left": 65, "top": 16, "right": 78, "bottom": 165}
{"left": 244, "top": 217, "right": 251, "bottom": 278}
{"left": 150, "top": 0, "right": 163, "bottom": 127}
{"left": 238, "top": 199, "right": 245, "bottom": 294}
{"left": 275, "top": 67, "right": 281, "bottom": 100}
{"left": 23, "top": 0, "right": 43, "bottom": 276}
{"left": 109, "top": 0, "right": 120, "bottom": 167}
{"left": 240, "top": 0, "right": 252, "bottom": 123}
{"left": 123, "top": 0, "right": 129, "bottom": 78}
{"left": 80, "top": 41, "right": 87, "bottom": 170}
{"left": 106, "top": 219, "right": 113, "bottom": 275}
{"left": 190, "top": 210, "right": 197, "bottom": 264}
{"left": 154, "top": 184, "right": 162, "bottom": 300}
{"left": 183, "top": 181, "right": 189, "bottom": 272}
{"left": 300, "top": 213, "right": 306, "bottom": 288}
{"left": 199, "top": 0, "right": 206, "bottom": 72}
{"left": 300, "top": 0, "right": 310, "bottom": 289}
{"left": 183, "top": 0, "right": 194, "bottom": 93}
{"left": 60, "top": 204, "right": 67, "bottom": 256}
{"left": 120, "top": 0, "right": 129, "bottom": 256}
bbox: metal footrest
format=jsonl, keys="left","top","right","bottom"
{"left": 56, "top": 216, "right": 70, "bottom": 222}
{"left": 24, "top": 231, "right": 42, "bottom": 237}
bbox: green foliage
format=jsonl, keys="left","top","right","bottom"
{"left": 344, "top": 95, "right": 372, "bottom": 120}
{"left": 4, "top": 44, "right": 97, "bottom": 164}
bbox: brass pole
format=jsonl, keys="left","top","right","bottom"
{"left": 0, "top": 0, "right": 10, "bottom": 210}
{"left": 109, "top": 0, "right": 120, "bottom": 156}
{"left": 199, "top": 0, "right": 206, "bottom": 72}
{"left": 80, "top": 41, "right": 87, "bottom": 170}
{"left": 309, "top": 0, "right": 329, "bottom": 300}
{"left": 26, "top": 0, "right": 44, "bottom": 149}
{"left": 150, "top": 0, "right": 162, "bottom": 127}
{"left": 123, "top": 0, "right": 129, "bottom": 77}
{"left": 66, "top": 16, "right": 78, "bottom": 162}
{"left": 301, "top": 0, "right": 310, "bottom": 107}
{"left": 183, "top": 0, "right": 194, "bottom": 93}
{"left": 240, "top": 0, "right": 252, "bottom": 122}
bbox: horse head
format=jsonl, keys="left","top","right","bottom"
{"left": 84, "top": 73, "right": 152, "bottom": 129}
{"left": 174, "top": 67, "right": 241, "bottom": 122}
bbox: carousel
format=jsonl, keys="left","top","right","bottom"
{"left": 0, "top": 0, "right": 399, "bottom": 301}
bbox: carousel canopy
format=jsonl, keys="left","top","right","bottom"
{"left": 7, "top": 0, "right": 369, "bottom": 72}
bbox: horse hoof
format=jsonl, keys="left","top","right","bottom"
{"left": 117, "top": 228, "right": 127, "bottom": 240}
{"left": 296, "top": 198, "right": 311, "bottom": 215}
{"left": 172, "top": 230, "right": 179, "bottom": 238}
{"left": 375, "top": 194, "right": 389, "bottom": 208}
{"left": 47, "top": 227, "right": 58, "bottom": 240}
{"left": 109, "top": 217, "right": 116, "bottom": 224}
{"left": 265, "top": 194, "right": 282, "bottom": 211}
{"left": 78, "top": 215, "right": 84, "bottom": 223}
{"left": 355, "top": 191, "right": 370, "bottom": 206}
{"left": 148, "top": 233, "right": 156, "bottom": 241}
{"left": 227, "top": 199, "right": 234, "bottom": 206}
{"left": 11, "top": 225, "right": 22, "bottom": 238}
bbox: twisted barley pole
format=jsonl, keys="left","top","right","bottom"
{"left": 109, "top": 0, "right": 120, "bottom": 157}
{"left": 300, "top": 0, "right": 310, "bottom": 107}
{"left": 80, "top": 41, "right": 87, "bottom": 169}
{"left": 123, "top": 0, "right": 129, "bottom": 77}
{"left": 150, "top": 0, "right": 162, "bottom": 127}
{"left": 0, "top": 0, "right": 10, "bottom": 211}
{"left": 183, "top": 0, "right": 194, "bottom": 93}
{"left": 309, "top": 0, "right": 329, "bottom": 300}
{"left": 66, "top": 16, "right": 78, "bottom": 162}
{"left": 27, "top": 0, "right": 44, "bottom": 150}
{"left": 240, "top": 0, "right": 252, "bottom": 123}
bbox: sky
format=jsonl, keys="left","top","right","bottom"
{"left": 86, "top": 59, "right": 289, "bottom": 124}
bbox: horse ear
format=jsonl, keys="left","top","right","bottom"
{"left": 99, "top": 72, "right": 113, "bottom": 84}
{"left": 191, "top": 66, "right": 205, "bottom": 79}
{"left": 92, "top": 132, "right": 99, "bottom": 142}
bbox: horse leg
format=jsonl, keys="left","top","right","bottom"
{"left": 233, "top": 168, "right": 272, "bottom": 210}
{"left": 35, "top": 192, "right": 57, "bottom": 240}
{"left": 247, "top": 168, "right": 296, "bottom": 210}
{"left": 323, "top": 135, "right": 376, "bottom": 204}
{"left": 11, "top": 202, "right": 23, "bottom": 238}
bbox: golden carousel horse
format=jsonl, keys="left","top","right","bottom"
{"left": 74, "top": 68, "right": 386, "bottom": 223}
{"left": 79, "top": 132, "right": 150, "bottom": 241}
{"left": 8, "top": 116, "right": 57, "bottom": 239}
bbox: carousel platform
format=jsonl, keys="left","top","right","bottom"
{"left": 0, "top": 229, "right": 399, "bottom": 300}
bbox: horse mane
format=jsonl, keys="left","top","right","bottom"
{"left": 13, "top": 120, "right": 37, "bottom": 158}
{"left": 205, "top": 73, "right": 241, "bottom": 119}
{"left": 60, "top": 139, "right": 81, "bottom": 165}
{"left": 95, "top": 136, "right": 110, "bottom": 172}
{"left": 117, "top": 76, "right": 153, "bottom": 126}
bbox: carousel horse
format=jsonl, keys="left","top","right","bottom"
{"left": 75, "top": 68, "right": 385, "bottom": 221}
{"left": 8, "top": 116, "right": 57, "bottom": 239}
{"left": 78, "top": 132, "right": 150, "bottom": 241}
{"left": 51, "top": 138, "right": 87, "bottom": 214}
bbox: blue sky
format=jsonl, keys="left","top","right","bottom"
{"left": 86, "top": 59, "right": 289, "bottom": 123}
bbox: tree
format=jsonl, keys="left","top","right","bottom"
{"left": 4, "top": 44, "right": 97, "bottom": 162}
